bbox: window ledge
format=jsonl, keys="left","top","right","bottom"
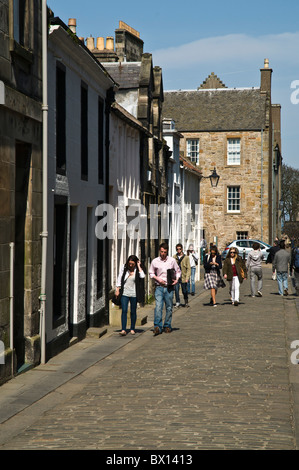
{"left": 10, "top": 38, "right": 33, "bottom": 64}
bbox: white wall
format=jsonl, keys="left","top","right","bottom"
{"left": 46, "top": 27, "right": 112, "bottom": 342}
{"left": 109, "top": 111, "right": 142, "bottom": 293}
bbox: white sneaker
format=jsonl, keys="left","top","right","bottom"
{"left": 257, "top": 291, "right": 263, "bottom": 297}
{"left": 175, "top": 302, "right": 180, "bottom": 307}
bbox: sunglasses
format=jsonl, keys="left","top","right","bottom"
{"left": 230, "top": 251, "right": 236, "bottom": 254}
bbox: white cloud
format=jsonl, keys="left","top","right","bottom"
{"left": 153, "top": 32, "right": 299, "bottom": 169}
{"left": 153, "top": 32, "right": 299, "bottom": 69}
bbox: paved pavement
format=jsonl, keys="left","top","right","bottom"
{"left": 1, "top": 264, "right": 299, "bottom": 451}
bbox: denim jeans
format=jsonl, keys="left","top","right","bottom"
{"left": 154, "top": 286, "right": 174, "bottom": 332}
{"left": 187, "top": 267, "right": 196, "bottom": 294}
{"left": 276, "top": 271, "right": 288, "bottom": 295}
{"left": 174, "top": 279, "right": 188, "bottom": 303}
{"left": 121, "top": 295, "right": 137, "bottom": 331}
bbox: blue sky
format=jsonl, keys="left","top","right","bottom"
{"left": 48, "top": 0, "right": 299, "bottom": 169}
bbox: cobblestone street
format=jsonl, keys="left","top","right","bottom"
{"left": 1, "top": 265, "right": 299, "bottom": 451}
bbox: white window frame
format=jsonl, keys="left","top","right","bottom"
{"left": 227, "top": 186, "right": 240, "bottom": 213}
{"left": 186, "top": 139, "right": 199, "bottom": 164}
{"left": 227, "top": 138, "right": 241, "bottom": 165}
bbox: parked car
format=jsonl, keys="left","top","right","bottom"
{"left": 221, "top": 239, "right": 271, "bottom": 261}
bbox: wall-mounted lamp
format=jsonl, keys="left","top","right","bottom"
{"left": 201, "top": 167, "right": 220, "bottom": 188}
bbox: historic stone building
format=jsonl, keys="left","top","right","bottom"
{"left": 163, "top": 61, "right": 282, "bottom": 250}
{"left": 0, "top": 0, "right": 43, "bottom": 383}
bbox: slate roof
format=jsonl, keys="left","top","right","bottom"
{"left": 103, "top": 62, "right": 141, "bottom": 89}
{"left": 163, "top": 88, "right": 267, "bottom": 132}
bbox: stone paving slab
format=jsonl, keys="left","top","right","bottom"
{"left": 0, "top": 265, "right": 299, "bottom": 450}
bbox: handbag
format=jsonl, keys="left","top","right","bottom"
{"left": 192, "top": 254, "right": 198, "bottom": 266}
{"left": 218, "top": 276, "right": 226, "bottom": 288}
{"left": 112, "top": 293, "right": 122, "bottom": 306}
{"left": 167, "top": 268, "right": 176, "bottom": 286}
{"left": 239, "top": 265, "right": 246, "bottom": 279}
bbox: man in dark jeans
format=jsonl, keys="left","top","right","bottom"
{"left": 266, "top": 240, "right": 280, "bottom": 280}
{"left": 173, "top": 244, "right": 191, "bottom": 308}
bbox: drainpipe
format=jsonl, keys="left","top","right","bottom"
{"left": 260, "top": 129, "right": 263, "bottom": 242}
{"left": 40, "top": 0, "right": 48, "bottom": 364}
{"left": 9, "top": 242, "right": 14, "bottom": 375}
{"left": 272, "top": 123, "right": 275, "bottom": 243}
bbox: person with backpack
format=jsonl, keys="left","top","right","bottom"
{"left": 290, "top": 242, "right": 299, "bottom": 296}
{"left": 173, "top": 243, "right": 191, "bottom": 307}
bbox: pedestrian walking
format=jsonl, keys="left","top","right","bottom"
{"left": 149, "top": 243, "right": 181, "bottom": 335}
{"left": 115, "top": 255, "right": 145, "bottom": 336}
{"left": 246, "top": 242, "right": 263, "bottom": 297}
{"left": 290, "top": 242, "right": 299, "bottom": 296}
{"left": 187, "top": 244, "right": 199, "bottom": 296}
{"left": 173, "top": 243, "right": 191, "bottom": 307}
{"left": 266, "top": 240, "right": 280, "bottom": 280}
{"left": 273, "top": 240, "right": 291, "bottom": 296}
{"left": 223, "top": 247, "right": 247, "bottom": 306}
{"left": 203, "top": 245, "right": 223, "bottom": 307}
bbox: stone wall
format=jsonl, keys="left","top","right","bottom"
{"left": 0, "top": 0, "right": 43, "bottom": 382}
{"left": 180, "top": 129, "right": 271, "bottom": 251}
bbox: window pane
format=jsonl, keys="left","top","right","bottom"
{"left": 227, "top": 186, "right": 240, "bottom": 212}
{"left": 227, "top": 138, "right": 240, "bottom": 165}
{"left": 186, "top": 139, "right": 199, "bottom": 164}
{"left": 237, "top": 231, "right": 248, "bottom": 240}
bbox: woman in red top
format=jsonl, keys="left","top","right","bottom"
{"left": 223, "top": 247, "right": 247, "bottom": 306}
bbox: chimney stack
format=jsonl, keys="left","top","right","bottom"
{"left": 68, "top": 18, "right": 76, "bottom": 34}
{"left": 96, "top": 37, "right": 105, "bottom": 50}
{"left": 106, "top": 36, "right": 114, "bottom": 51}
{"left": 86, "top": 36, "right": 95, "bottom": 50}
{"left": 260, "top": 58, "right": 272, "bottom": 96}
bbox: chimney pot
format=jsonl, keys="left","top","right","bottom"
{"left": 96, "top": 37, "right": 105, "bottom": 50}
{"left": 68, "top": 18, "right": 76, "bottom": 34}
{"left": 106, "top": 36, "right": 114, "bottom": 51}
{"left": 86, "top": 36, "right": 95, "bottom": 50}
{"left": 264, "top": 58, "right": 269, "bottom": 69}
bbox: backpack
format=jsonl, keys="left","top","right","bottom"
{"left": 294, "top": 248, "right": 299, "bottom": 269}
